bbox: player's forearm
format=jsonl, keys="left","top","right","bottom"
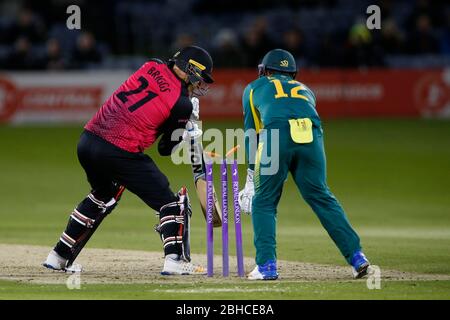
{"left": 245, "top": 137, "right": 256, "bottom": 171}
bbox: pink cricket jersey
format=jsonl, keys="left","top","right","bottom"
{"left": 85, "top": 60, "right": 192, "bottom": 153}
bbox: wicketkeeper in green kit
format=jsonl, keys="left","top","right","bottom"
{"left": 239, "top": 49, "right": 371, "bottom": 280}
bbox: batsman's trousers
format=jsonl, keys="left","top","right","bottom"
{"left": 78, "top": 130, "right": 177, "bottom": 210}
{"left": 251, "top": 123, "right": 362, "bottom": 266}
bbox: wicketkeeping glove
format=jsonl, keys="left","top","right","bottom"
{"left": 238, "top": 168, "right": 254, "bottom": 215}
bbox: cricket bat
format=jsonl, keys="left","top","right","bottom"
{"left": 190, "top": 137, "right": 222, "bottom": 227}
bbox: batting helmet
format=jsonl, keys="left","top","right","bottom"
{"left": 169, "top": 45, "right": 214, "bottom": 85}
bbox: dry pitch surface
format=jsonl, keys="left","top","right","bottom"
{"left": 1, "top": 244, "right": 449, "bottom": 285}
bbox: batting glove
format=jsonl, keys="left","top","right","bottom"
{"left": 190, "top": 97, "right": 200, "bottom": 121}
{"left": 239, "top": 169, "right": 254, "bottom": 215}
{"left": 182, "top": 120, "right": 203, "bottom": 142}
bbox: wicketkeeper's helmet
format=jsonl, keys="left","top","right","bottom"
{"left": 258, "top": 48, "right": 297, "bottom": 78}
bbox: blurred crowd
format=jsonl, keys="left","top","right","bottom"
{"left": 0, "top": 5, "right": 104, "bottom": 70}
{"left": 0, "top": 0, "right": 448, "bottom": 70}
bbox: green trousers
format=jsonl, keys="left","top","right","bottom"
{"left": 252, "top": 124, "right": 361, "bottom": 266}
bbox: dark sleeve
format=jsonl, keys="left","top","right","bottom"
{"left": 157, "top": 95, "right": 193, "bottom": 156}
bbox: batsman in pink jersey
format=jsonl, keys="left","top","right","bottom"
{"left": 43, "top": 46, "right": 214, "bottom": 275}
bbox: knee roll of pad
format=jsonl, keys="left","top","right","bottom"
{"left": 57, "top": 193, "right": 118, "bottom": 251}
{"left": 72, "top": 194, "right": 116, "bottom": 227}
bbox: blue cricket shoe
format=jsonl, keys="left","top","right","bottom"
{"left": 248, "top": 260, "right": 279, "bottom": 280}
{"left": 351, "top": 251, "right": 371, "bottom": 279}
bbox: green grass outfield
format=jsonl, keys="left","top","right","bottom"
{"left": 1, "top": 279, "right": 450, "bottom": 300}
{"left": 0, "top": 119, "right": 449, "bottom": 299}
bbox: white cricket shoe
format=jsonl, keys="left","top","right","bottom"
{"left": 161, "top": 256, "right": 206, "bottom": 275}
{"left": 43, "top": 250, "right": 82, "bottom": 273}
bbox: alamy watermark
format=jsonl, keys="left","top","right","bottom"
{"left": 366, "top": 5, "right": 381, "bottom": 30}
{"left": 170, "top": 123, "right": 280, "bottom": 175}
{"left": 366, "top": 265, "right": 381, "bottom": 289}
{"left": 66, "top": 272, "right": 81, "bottom": 290}
{"left": 66, "top": 5, "right": 81, "bottom": 30}
{"left": 65, "top": 5, "right": 380, "bottom": 34}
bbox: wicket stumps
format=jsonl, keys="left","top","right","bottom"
{"left": 205, "top": 161, "right": 214, "bottom": 277}
{"left": 231, "top": 159, "right": 245, "bottom": 277}
{"left": 221, "top": 159, "right": 229, "bottom": 277}
{"left": 205, "top": 147, "right": 244, "bottom": 277}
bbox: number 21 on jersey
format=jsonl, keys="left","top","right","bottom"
{"left": 116, "top": 76, "right": 158, "bottom": 112}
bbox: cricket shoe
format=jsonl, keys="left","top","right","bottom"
{"left": 43, "top": 250, "right": 82, "bottom": 273}
{"left": 161, "top": 256, "right": 206, "bottom": 275}
{"left": 247, "top": 260, "right": 279, "bottom": 280}
{"left": 351, "top": 250, "right": 371, "bottom": 279}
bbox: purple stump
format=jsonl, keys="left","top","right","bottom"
{"left": 205, "top": 161, "right": 214, "bottom": 277}
{"left": 231, "top": 160, "right": 245, "bottom": 277}
{"left": 221, "top": 160, "right": 229, "bottom": 277}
